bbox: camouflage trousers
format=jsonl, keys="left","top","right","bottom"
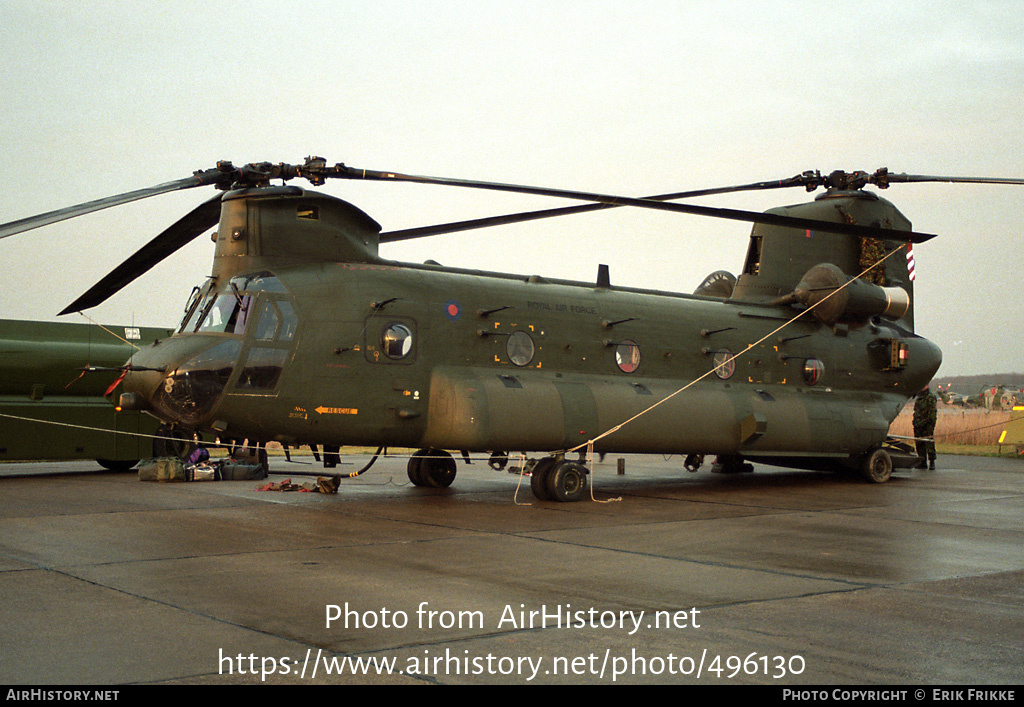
{"left": 914, "top": 428, "right": 936, "bottom": 463}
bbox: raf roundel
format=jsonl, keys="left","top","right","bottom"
{"left": 444, "top": 300, "right": 461, "bottom": 321}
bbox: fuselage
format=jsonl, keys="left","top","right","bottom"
{"left": 123, "top": 258, "right": 941, "bottom": 461}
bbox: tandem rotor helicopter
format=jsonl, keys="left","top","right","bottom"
{"left": 2, "top": 158, "right": 1021, "bottom": 501}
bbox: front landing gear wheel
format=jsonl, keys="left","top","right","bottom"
{"left": 861, "top": 447, "right": 893, "bottom": 483}
{"left": 547, "top": 460, "right": 589, "bottom": 502}
{"left": 153, "top": 424, "right": 196, "bottom": 460}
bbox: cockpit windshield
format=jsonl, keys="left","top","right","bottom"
{"left": 197, "top": 293, "right": 251, "bottom": 334}
{"left": 180, "top": 272, "right": 292, "bottom": 337}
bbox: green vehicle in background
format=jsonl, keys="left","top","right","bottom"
{"left": 0, "top": 318, "right": 173, "bottom": 470}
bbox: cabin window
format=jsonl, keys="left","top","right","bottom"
{"left": 615, "top": 341, "right": 641, "bottom": 373}
{"left": 713, "top": 349, "right": 735, "bottom": 379}
{"left": 506, "top": 331, "right": 535, "bottom": 367}
{"left": 742, "top": 236, "right": 762, "bottom": 276}
{"left": 382, "top": 323, "right": 414, "bottom": 359}
{"left": 802, "top": 358, "right": 825, "bottom": 385}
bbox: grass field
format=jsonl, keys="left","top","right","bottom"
{"left": 889, "top": 406, "right": 1024, "bottom": 458}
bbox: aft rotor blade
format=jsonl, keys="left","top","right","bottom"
{"left": 381, "top": 174, "right": 820, "bottom": 242}
{"left": 0, "top": 167, "right": 227, "bottom": 240}
{"left": 339, "top": 166, "right": 936, "bottom": 242}
{"left": 59, "top": 195, "right": 223, "bottom": 315}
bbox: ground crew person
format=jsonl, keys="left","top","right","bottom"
{"left": 913, "top": 384, "right": 937, "bottom": 469}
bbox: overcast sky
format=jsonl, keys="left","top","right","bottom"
{"left": 1, "top": 1, "right": 1021, "bottom": 377}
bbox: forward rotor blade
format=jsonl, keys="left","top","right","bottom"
{"left": 0, "top": 167, "right": 227, "bottom": 240}
{"left": 340, "top": 166, "right": 936, "bottom": 242}
{"left": 59, "top": 195, "right": 223, "bottom": 315}
{"left": 876, "top": 173, "right": 1024, "bottom": 186}
{"left": 381, "top": 175, "right": 819, "bottom": 242}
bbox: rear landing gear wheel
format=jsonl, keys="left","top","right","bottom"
{"left": 529, "top": 456, "right": 559, "bottom": 501}
{"left": 408, "top": 448, "right": 457, "bottom": 488}
{"left": 547, "top": 460, "right": 588, "bottom": 503}
{"left": 408, "top": 448, "right": 429, "bottom": 486}
{"left": 710, "top": 455, "right": 753, "bottom": 474}
{"left": 861, "top": 447, "right": 892, "bottom": 483}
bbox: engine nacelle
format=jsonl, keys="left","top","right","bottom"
{"left": 793, "top": 263, "right": 910, "bottom": 324}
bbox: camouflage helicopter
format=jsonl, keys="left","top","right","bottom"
{"left": 979, "top": 385, "right": 1024, "bottom": 411}
{"left": 2, "top": 159, "right": 1020, "bottom": 501}
{"left": 937, "top": 384, "right": 969, "bottom": 408}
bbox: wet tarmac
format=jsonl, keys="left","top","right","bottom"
{"left": 1, "top": 453, "right": 1022, "bottom": 685}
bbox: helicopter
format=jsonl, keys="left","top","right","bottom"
{"left": 978, "top": 385, "right": 1024, "bottom": 411}
{"left": 0, "top": 317, "right": 172, "bottom": 469}
{"left": 3, "top": 158, "right": 1021, "bottom": 501}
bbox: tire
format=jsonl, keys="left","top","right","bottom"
{"left": 530, "top": 456, "right": 558, "bottom": 501}
{"left": 547, "top": 460, "right": 588, "bottom": 502}
{"left": 408, "top": 448, "right": 430, "bottom": 486}
{"left": 861, "top": 447, "right": 893, "bottom": 483}
{"left": 421, "top": 449, "right": 457, "bottom": 488}
{"left": 153, "top": 424, "right": 196, "bottom": 460}
{"left": 96, "top": 458, "right": 139, "bottom": 472}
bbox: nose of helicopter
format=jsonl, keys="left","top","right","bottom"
{"left": 904, "top": 335, "right": 943, "bottom": 391}
{"left": 121, "top": 365, "right": 164, "bottom": 406}
{"left": 123, "top": 335, "right": 242, "bottom": 428}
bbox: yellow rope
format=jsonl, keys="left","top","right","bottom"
{"left": 4, "top": 247, "right": 909, "bottom": 504}
{"left": 75, "top": 311, "right": 143, "bottom": 351}
{"left": 568, "top": 245, "right": 906, "bottom": 498}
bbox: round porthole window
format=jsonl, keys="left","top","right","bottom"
{"left": 713, "top": 349, "right": 735, "bottom": 380}
{"left": 381, "top": 323, "right": 413, "bottom": 359}
{"left": 615, "top": 340, "right": 641, "bottom": 373}
{"left": 802, "top": 357, "right": 825, "bottom": 385}
{"left": 506, "top": 330, "right": 535, "bottom": 367}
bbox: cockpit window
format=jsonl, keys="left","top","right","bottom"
{"left": 229, "top": 272, "right": 288, "bottom": 293}
{"left": 179, "top": 288, "right": 204, "bottom": 333}
{"left": 154, "top": 339, "right": 243, "bottom": 425}
{"left": 177, "top": 284, "right": 202, "bottom": 331}
{"left": 196, "top": 293, "right": 250, "bottom": 335}
{"left": 254, "top": 300, "right": 279, "bottom": 341}
{"left": 277, "top": 301, "right": 298, "bottom": 341}
{"left": 236, "top": 347, "right": 290, "bottom": 390}
{"left": 179, "top": 272, "right": 295, "bottom": 338}
{"left": 187, "top": 292, "right": 217, "bottom": 332}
